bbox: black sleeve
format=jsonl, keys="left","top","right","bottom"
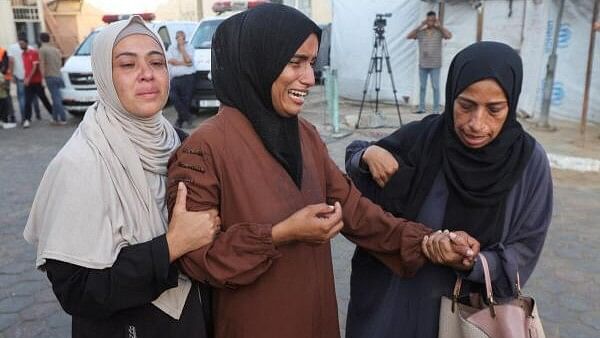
{"left": 44, "top": 234, "right": 179, "bottom": 319}
{"left": 175, "top": 127, "right": 189, "bottom": 142}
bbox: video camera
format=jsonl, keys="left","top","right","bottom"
{"left": 374, "top": 13, "right": 392, "bottom": 36}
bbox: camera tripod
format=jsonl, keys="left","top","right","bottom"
{"left": 355, "top": 29, "right": 403, "bottom": 128}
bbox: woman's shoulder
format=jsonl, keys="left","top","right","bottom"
{"left": 518, "top": 139, "right": 551, "bottom": 188}
{"left": 298, "top": 116, "right": 315, "bottom": 130}
{"left": 526, "top": 140, "right": 550, "bottom": 172}
{"left": 51, "top": 129, "right": 104, "bottom": 170}
{"left": 298, "top": 118, "right": 328, "bottom": 150}
{"left": 182, "top": 115, "right": 226, "bottom": 148}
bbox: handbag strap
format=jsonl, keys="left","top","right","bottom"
{"left": 478, "top": 253, "right": 497, "bottom": 317}
{"left": 451, "top": 275, "right": 463, "bottom": 313}
{"left": 451, "top": 253, "right": 523, "bottom": 318}
{"left": 516, "top": 271, "right": 523, "bottom": 296}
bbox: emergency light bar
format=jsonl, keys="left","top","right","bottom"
{"left": 212, "top": 1, "right": 270, "bottom": 14}
{"left": 102, "top": 12, "right": 156, "bottom": 24}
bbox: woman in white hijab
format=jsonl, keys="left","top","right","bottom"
{"left": 23, "top": 16, "right": 219, "bottom": 337}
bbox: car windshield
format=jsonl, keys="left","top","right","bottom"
{"left": 191, "top": 19, "right": 222, "bottom": 49}
{"left": 74, "top": 31, "right": 99, "bottom": 56}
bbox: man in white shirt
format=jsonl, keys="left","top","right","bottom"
{"left": 167, "top": 31, "right": 195, "bottom": 128}
{"left": 8, "top": 33, "right": 41, "bottom": 121}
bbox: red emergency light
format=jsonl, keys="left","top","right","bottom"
{"left": 102, "top": 12, "right": 156, "bottom": 24}
{"left": 212, "top": 0, "right": 270, "bottom": 14}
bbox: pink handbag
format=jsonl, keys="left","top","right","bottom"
{"left": 438, "top": 253, "right": 545, "bottom": 338}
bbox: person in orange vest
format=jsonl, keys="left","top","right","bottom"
{"left": 0, "top": 46, "right": 17, "bottom": 128}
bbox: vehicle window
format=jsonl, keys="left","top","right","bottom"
{"left": 191, "top": 19, "right": 222, "bottom": 49}
{"left": 158, "top": 26, "right": 171, "bottom": 50}
{"left": 74, "top": 30, "right": 99, "bottom": 56}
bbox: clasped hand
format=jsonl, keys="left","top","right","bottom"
{"left": 272, "top": 202, "right": 344, "bottom": 245}
{"left": 421, "top": 230, "right": 480, "bottom": 271}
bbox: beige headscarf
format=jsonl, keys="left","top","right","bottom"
{"left": 23, "top": 16, "right": 191, "bottom": 319}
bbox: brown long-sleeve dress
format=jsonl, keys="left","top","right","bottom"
{"left": 166, "top": 106, "right": 432, "bottom": 338}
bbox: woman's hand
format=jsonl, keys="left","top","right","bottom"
{"left": 167, "top": 182, "right": 221, "bottom": 262}
{"left": 272, "top": 202, "right": 344, "bottom": 245}
{"left": 421, "top": 230, "right": 480, "bottom": 271}
{"left": 362, "top": 145, "right": 399, "bottom": 188}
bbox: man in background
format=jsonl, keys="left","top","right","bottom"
{"left": 167, "top": 30, "right": 195, "bottom": 128}
{"left": 20, "top": 35, "right": 52, "bottom": 128}
{"left": 407, "top": 11, "right": 452, "bottom": 114}
{"left": 39, "top": 32, "right": 66, "bottom": 125}
{"left": 8, "top": 33, "right": 40, "bottom": 121}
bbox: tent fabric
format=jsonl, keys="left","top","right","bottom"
{"left": 331, "top": 0, "right": 600, "bottom": 123}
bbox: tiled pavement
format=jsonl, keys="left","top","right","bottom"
{"left": 1, "top": 91, "right": 599, "bottom": 337}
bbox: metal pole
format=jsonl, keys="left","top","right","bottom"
{"left": 331, "top": 69, "right": 340, "bottom": 134}
{"left": 439, "top": 0, "right": 445, "bottom": 25}
{"left": 581, "top": 0, "right": 599, "bottom": 135}
{"left": 476, "top": 4, "right": 484, "bottom": 42}
{"left": 519, "top": 0, "right": 528, "bottom": 54}
{"left": 539, "top": 0, "right": 566, "bottom": 129}
{"left": 324, "top": 66, "right": 332, "bottom": 125}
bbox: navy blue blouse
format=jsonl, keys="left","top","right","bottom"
{"left": 344, "top": 140, "right": 553, "bottom": 338}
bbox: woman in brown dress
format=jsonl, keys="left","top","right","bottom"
{"left": 167, "top": 4, "right": 479, "bottom": 338}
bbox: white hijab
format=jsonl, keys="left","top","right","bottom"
{"left": 24, "top": 16, "right": 191, "bottom": 319}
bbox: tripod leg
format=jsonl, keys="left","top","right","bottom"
{"left": 382, "top": 38, "right": 403, "bottom": 126}
{"left": 374, "top": 55, "right": 382, "bottom": 115}
{"left": 357, "top": 40, "right": 379, "bottom": 129}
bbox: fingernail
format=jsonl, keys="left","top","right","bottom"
{"left": 423, "top": 235, "right": 429, "bottom": 241}
{"left": 436, "top": 230, "right": 442, "bottom": 234}
{"left": 443, "top": 229, "right": 449, "bottom": 234}
{"left": 449, "top": 232, "right": 456, "bottom": 239}
{"left": 467, "top": 249, "right": 474, "bottom": 256}
{"left": 178, "top": 182, "right": 184, "bottom": 189}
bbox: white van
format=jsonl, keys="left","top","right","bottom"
{"left": 188, "top": 14, "right": 231, "bottom": 112}
{"left": 187, "top": 0, "right": 293, "bottom": 112}
{"left": 60, "top": 20, "right": 198, "bottom": 116}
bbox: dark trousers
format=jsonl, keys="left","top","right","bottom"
{"left": 16, "top": 78, "right": 39, "bottom": 119}
{"left": 0, "top": 97, "right": 11, "bottom": 123}
{"left": 24, "top": 83, "right": 52, "bottom": 122}
{"left": 170, "top": 73, "right": 195, "bottom": 126}
{"left": 45, "top": 76, "right": 66, "bottom": 122}
{"left": 0, "top": 84, "right": 15, "bottom": 123}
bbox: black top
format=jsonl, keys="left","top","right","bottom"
{"left": 211, "top": 3, "right": 321, "bottom": 188}
{"left": 44, "top": 235, "right": 209, "bottom": 338}
{"left": 41, "top": 127, "right": 208, "bottom": 338}
{"left": 375, "top": 42, "right": 535, "bottom": 247}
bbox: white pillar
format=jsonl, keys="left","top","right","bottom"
{"left": 0, "top": 0, "right": 18, "bottom": 47}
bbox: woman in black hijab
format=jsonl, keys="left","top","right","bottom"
{"left": 345, "top": 41, "right": 553, "bottom": 338}
{"left": 167, "top": 4, "right": 478, "bottom": 338}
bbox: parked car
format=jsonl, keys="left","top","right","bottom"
{"left": 60, "top": 17, "right": 198, "bottom": 116}
{"left": 190, "top": 1, "right": 270, "bottom": 113}
{"left": 314, "top": 23, "right": 331, "bottom": 84}
{"left": 189, "top": 14, "right": 229, "bottom": 113}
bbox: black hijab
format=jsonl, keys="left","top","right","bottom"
{"left": 211, "top": 3, "right": 321, "bottom": 188}
{"left": 376, "top": 41, "right": 535, "bottom": 248}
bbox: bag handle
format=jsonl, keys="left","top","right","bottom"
{"left": 451, "top": 253, "right": 524, "bottom": 318}
{"left": 478, "top": 253, "right": 497, "bottom": 317}
{"left": 451, "top": 253, "right": 496, "bottom": 317}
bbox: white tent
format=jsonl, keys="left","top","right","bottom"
{"left": 330, "top": 0, "right": 600, "bottom": 123}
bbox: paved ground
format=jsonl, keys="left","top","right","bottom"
{"left": 1, "top": 88, "right": 600, "bottom": 337}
